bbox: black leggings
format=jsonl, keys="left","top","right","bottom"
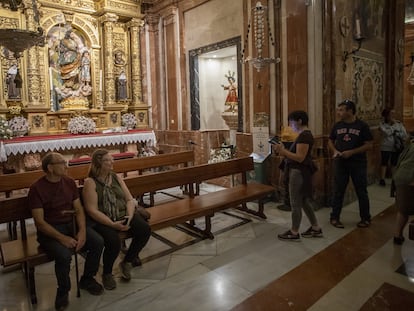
{"left": 90, "top": 214, "right": 151, "bottom": 274}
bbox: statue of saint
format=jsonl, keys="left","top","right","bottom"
{"left": 6, "top": 64, "right": 21, "bottom": 99}
{"left": 221, "top": 72, "right": 238, "bottom": 112}
{"left": 116, "top": 71, "right": 127, "bottom": 100}
{"left": 47, "top": 26, "right": 92, "bottom": 109}
{"left": 79, "top": 51, "right": 91, "bottom": 86}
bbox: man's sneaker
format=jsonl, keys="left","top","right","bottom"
{"left": 79, "top": 277, "right": 104, "bottom": 295}
{"left": 357, "top": 220, "right": 371, "bottom": 228}
{"left": 301, "top": 227, "right": 323, "bottom": 238}
{"left": 54, "top": 291, "right": 69, "bottom": 311}
{"left": 119, "top": 261, "right": 133, "bottom": 281}
{"left": 102, "top": 274, "right": 117, "bottom": 290}
{"left": 278, "top": 230, "right": 300, "bottom": 241}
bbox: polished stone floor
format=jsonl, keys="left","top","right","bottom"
{"left": 1, "top": 180, "right": 413, "bottom": 311}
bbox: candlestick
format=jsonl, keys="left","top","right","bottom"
{"left": 99, "top": 70, "right": 103, "bottom": 92}
{"left": 49, "top": 67, "right": 53, "bottom": 91}
{"left": 355, "top": 19, "right": 361, "bottom": 39}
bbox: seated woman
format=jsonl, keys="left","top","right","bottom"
{"left": 82, "top": 149, "right": 151, "bottom": 290}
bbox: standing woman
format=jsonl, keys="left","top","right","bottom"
{"left": 392, "top": 140, "right": 414, "bottom": 245}
{"left": 273, "top": 111, "right": 322, "bottom": 241}
{"left": 379, "top": 108, "right": 407, "bottom": 186}
{"left": 82, "top": 149, "right": 151, "bottom": 290}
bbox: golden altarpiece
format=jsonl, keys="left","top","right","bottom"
{"left": 0, "top": 0, "right": 148, "bottom": 134}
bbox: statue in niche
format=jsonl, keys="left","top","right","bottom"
{"left": 80, "top": 51, "right": 91, "bottom": 86}
{"left": 6, "top": 64, "right": 22, "bottom": 99}
{"left": 116, "top": 71, "right": 127, "bottom": 100}
{"left": 221, "top": 71, "right": 238, "bottom": 113}
{"left": 47, "top": 25, "right": 92, "bottom": 109}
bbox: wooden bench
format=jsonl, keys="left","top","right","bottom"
{"left": 124, "top": 156, "right": 275, "bottom": 239}
{"left": 0, "top": 150, "right": 195, "bottom": 304}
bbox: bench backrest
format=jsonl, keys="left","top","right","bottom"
{"left": 125, "top": 156, "right": 254, "bottom": 197}
{"left": 0, "top": 150, "right": 194, "bottom": 194}
{"left": 112, "top": 150, "right": 194, "bottom": 173}
{"left": 0, "top": 196, "right": 30, "bottom": 224}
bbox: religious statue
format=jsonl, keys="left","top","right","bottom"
{"left": 116, "top": 71, "right": 127, "bottom": 100}
{"left": 6, "top": 64, "right": 22, "bottom": 99}
{"left": 80, "top": 51, "right": 91, "bottom": 86}
{"left": 221, "top": 71, "right": 238, "bottom": 113}
{"left": 47, "top": 26, "right": 92, "bottom": 109}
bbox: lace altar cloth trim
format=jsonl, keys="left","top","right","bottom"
{"left": 0, "top": 130, "right": 156, "bottom": 161}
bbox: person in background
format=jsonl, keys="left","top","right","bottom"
{"left": 273, "top": 111, "right": 322, "bottom": 241}
{"left": 379, "top": 108, "right": 407, "bottom": 186}
{"left": 328, "top": 100, "right": 373, "bottom": 229}
{"left": 391, "top": 137, "right": 414, "bottom": 245}
{"left": 82, "top": 149, "right": 151, "bottom": 290}
{"left": 28, "top": 152, "right": 104, "bottom": 311}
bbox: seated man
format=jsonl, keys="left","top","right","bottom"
{"left": 28, "top": 152, "right": 104, "bottom": 310}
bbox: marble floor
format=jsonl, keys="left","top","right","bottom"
{"left": 1, "top": 180, "right": 413, "bottom": 311}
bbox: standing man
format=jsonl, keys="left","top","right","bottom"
{"left": 328, "top": 100, "right": 373, "bottom": 228}
{"left": 28, "top": 152, "right": 104, "bottom": 310}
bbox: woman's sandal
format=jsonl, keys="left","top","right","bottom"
{"left": 330, "top": 219, "right": 345, "bottom": 228}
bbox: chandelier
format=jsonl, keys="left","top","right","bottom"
{"left": 241, "top": 1, "right": 280, "bottom": 72}
{"left": 0, "top": 0, "right": 45, "bottom": 58}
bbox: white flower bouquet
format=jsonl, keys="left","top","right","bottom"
{"left": 0, "top": 117, "right": 13, "bottom": 140}
{"left": 121, "top": 113, "right": 137, "bottom": 129}
{"left": 9, "top": 116, "right": 29, "bottom": 136}
{"left": 208, "top": 147, "right": 233, "bottom": 163}
{"left": 68, "top": 116, "right": 96, "bottom": 134}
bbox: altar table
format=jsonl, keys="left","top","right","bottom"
{"left": 0, "top": 130, "right": 156, "bottom": 162}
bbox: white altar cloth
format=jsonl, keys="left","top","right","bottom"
{"left": 0, "top": 130, "right": 156, "bottom": 162}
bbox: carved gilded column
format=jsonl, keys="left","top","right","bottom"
{"left": 128, "top": 18, "right": 144, "bottom": 106}
{"left": 100, "top": 13, "right": 118, "bottom": 106}
{"left": 23, "top": 0, "right": 42, "bottom": 106}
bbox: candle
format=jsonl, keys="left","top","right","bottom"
{"left": 99, "top": 70, "right": 103, "bottom": 92}
{"left": 355, "top": 19, "right": 361, "bottom": 39}
{"left": 49, "top": 67, "right": 53, "bottom": 91}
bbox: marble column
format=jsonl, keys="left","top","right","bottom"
{"left": 100, "top": 13, "right": 118, "bottom": 106}
{"left": 128, "top": 18, "right": 144, "bottom": 107}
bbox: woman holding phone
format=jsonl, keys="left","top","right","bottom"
{"left": 82, "top": 149, "right": 151, "bottom": 290}
{"left": 272, "top": 111, "right": 322, "bottom": 241}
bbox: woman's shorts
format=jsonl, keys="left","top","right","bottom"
{"left": 396, "top": 185, "right": 414, "bottom": 216}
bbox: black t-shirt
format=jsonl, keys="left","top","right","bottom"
{"left": 286, "top": 130, "right": 314, "bottom": 170}
{"left": 329, "top": 119, "right": 373, "bottom": 161}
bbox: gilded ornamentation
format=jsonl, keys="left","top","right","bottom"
{"left": 31, "top": 114, "right": 44, "bottom": 128}
{"left": 352, "top": 56, "right": 383, "bottom": 126}
{"left": 1, "top": 0, "right": 147, "bottom": 134}
{"left": 0, "top": 17, "right": 19, "bottom": 29}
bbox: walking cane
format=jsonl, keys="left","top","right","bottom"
{"left": 62, "top": 210, "right": 81, "bottom": 298}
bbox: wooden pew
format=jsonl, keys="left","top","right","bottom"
{"left": 0, "top": 150, "right": 195, "bottom": 304}
{"left": 124, "top": 156, "right": 275, "bottom": 238}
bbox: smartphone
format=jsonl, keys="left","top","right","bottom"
{"left": 268, "top": 136, "right": 280, "bottom": 145}
{"left": 122, "top": 216, "right": 130, "bottom": 225}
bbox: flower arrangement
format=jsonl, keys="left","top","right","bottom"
{"left": 0, "top": 117, "right": 13, "bottom": 140}
{"left": 67, "top": 116, "right": 96, "bottom": 134}
{"left": 208, "top": 145, "right": 234, "bottom": 163}
{"left": 9, "top": 116, "right": 29, "bottom": 136}
{"left": 121, "top": 113, "right": 137, "bottom": 129}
